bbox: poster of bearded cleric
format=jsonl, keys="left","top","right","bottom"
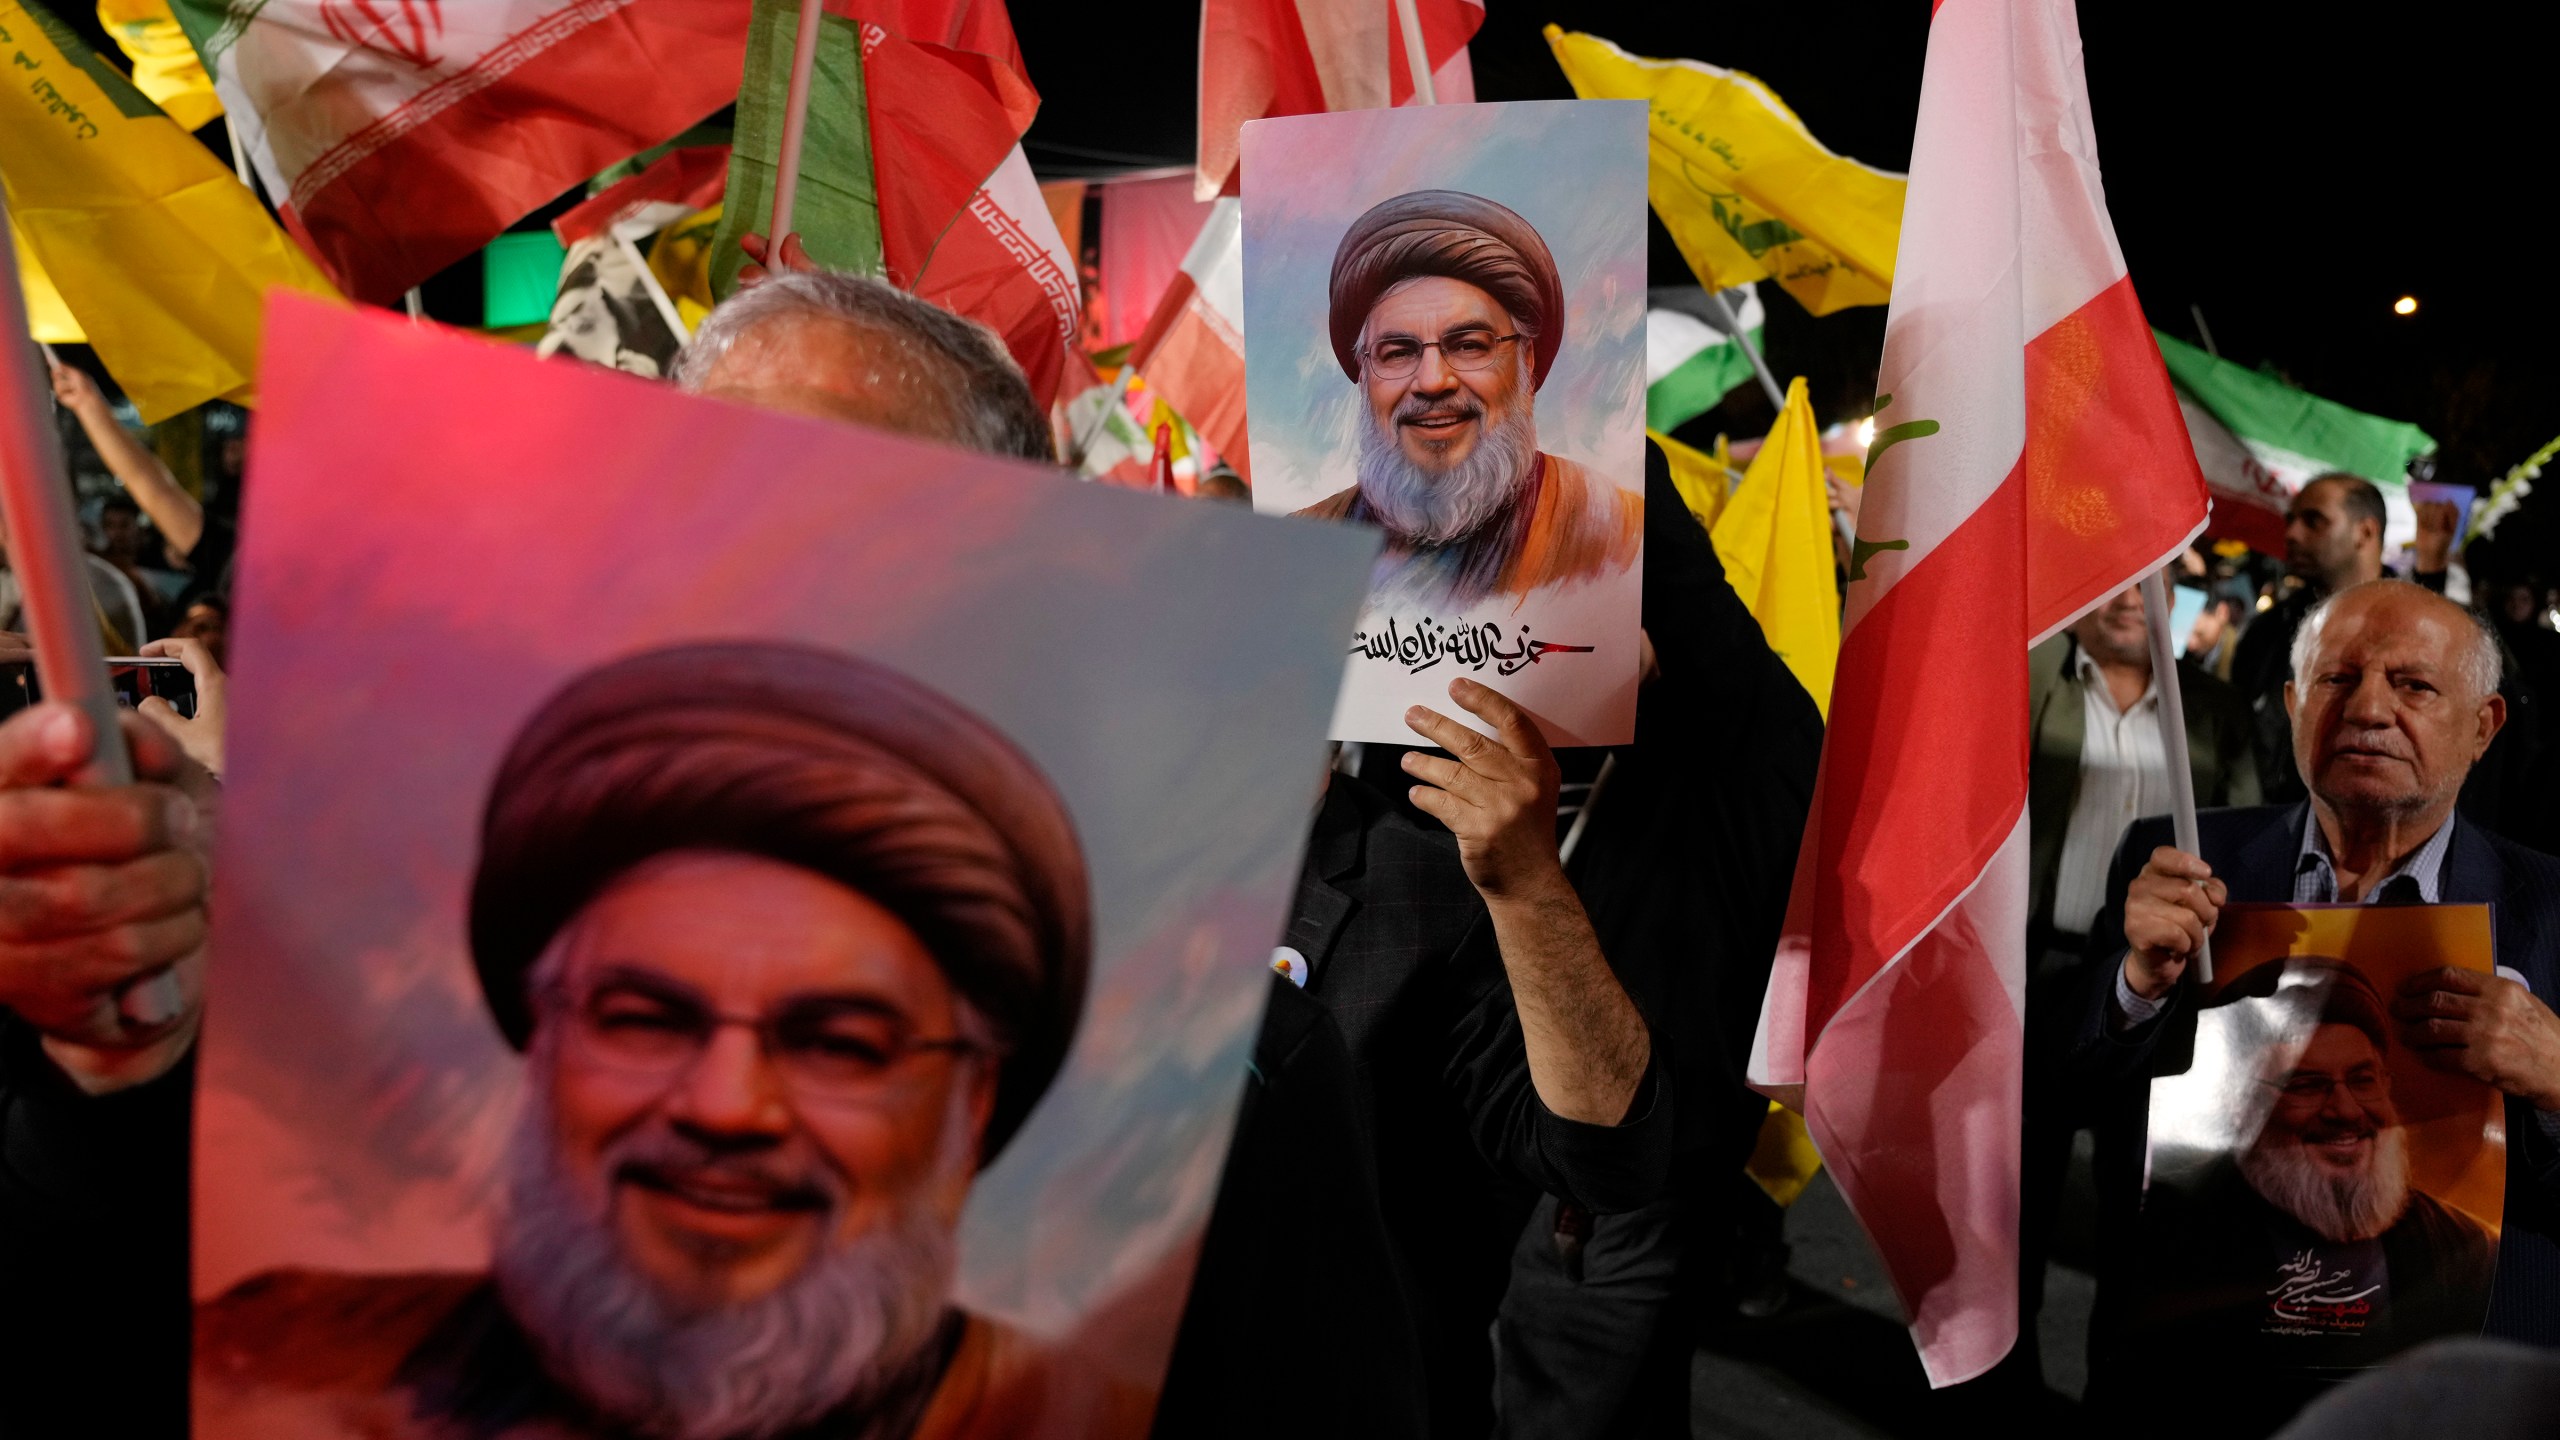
{"left": 1241, "top": 101, "right": 1648, "bottom": 745}
{"left": 187, "top": 298, "right": 1378, "bottom": 1439}
{"left": 2129, "top": 903, "right": 2505, "bottom": 1391}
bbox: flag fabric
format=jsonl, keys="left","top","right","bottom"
{"left": 1195, "top": 0, "right": 1483, "bottom": 200}
{"left": 1747, "top": 0, "right": 2208, "bottom": 1387}
{"left": 1648, "top": 283, "right": 1764, "bottom": 432}
{"left": 1, "top": 0, "right": 338, "bottom": 420}
{"left": 98, "top": 0, "right": 221, "bottom": 129}
{"left": 715, "top": 2, "right": 1077, "bottom": 411}
{"left": 1652, "top": 426, "right": 1734, "bottom": 530}
{"left": 1128, "top": 196, "right": 1248, "bottom": 479}
{"left": 166, "top": 0, "right": 752, "bottom": 304}
{"left": 2155, "top": 330, "right": 2436, "bottom": 553}
{"left": 1547, "top": 26, "right": 1904, "bottom": 317}
{"left": 1710, "top": 376, "right": 1840, "bottom": 717}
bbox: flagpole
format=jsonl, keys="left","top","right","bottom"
{"left": 1392, "top": 0, "right": 1437, "bottom": 105}
{"left": 2138, "top": 570, "right": 2213, "bottom": 985}
{"left": 0, "top": 200, "right": 183, "bottom": 1027}
{"left": 769, "top": 0, "right": 829, "bottom": 247}
{"left": 1706, "top": 287, "right": 1786, "bottom": 412}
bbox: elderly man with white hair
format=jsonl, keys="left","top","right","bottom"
{"left": 2062, "top": 579, "right": 2560, "bottom": 1436}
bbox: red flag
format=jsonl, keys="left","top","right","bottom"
{"left": 1194, "top": 0, "right": 1483, "bottom": 200}
{"left": 1749, "top": 0, "right": 2208, "bottom": 1386}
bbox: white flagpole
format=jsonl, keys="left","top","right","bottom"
{"left": 769, "top": 0, "right": 829, "bottom": 246}
{"left": 1393, "top": 0, "right": 1437, "bottom": 106}
{"left": 1706, "top": 287, "right": 1787, "bottom": 413}
{"left": 2139, "top": 571, "right": 2213, "bottom": 985}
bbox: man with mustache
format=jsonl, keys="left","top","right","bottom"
{"left": 2064, "top": 580, "right": 2560, "bottom": 1434}
{"left": 195, "top": 642, "right": 1129, "bottom": 1440}
{"left": 2116, "top": 958, "right": 2494, "bottom": 1400}
{"left": 1294, "top": 190, "right": 1641, "bottom": 609}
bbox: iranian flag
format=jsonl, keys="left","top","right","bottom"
{"left": 1195, "top": 0, "right": 1483, "bottom": 199}
{"left": 1128, "top": 197, "right": 1248, "bottom": 479}
{"left": 2154, "top": 331, "right": 2437, "bottom": 554}
{"left": 1748, "top": 0, "right": 2207, "bottom": 1386}
{"left": 1647, "top": 283, "right": 1765, "bottom": 433}
{"left": 168, "top": 0, "right": 752, "bottom": 304}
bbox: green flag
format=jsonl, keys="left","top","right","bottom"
{"left": 1647, "top": 285, "right": 1765, "bottom": 432}
{"left": 711, "top": 0, "right": 882, "bottom": 298}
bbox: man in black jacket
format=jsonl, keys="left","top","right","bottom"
{"left": 2063, "top": 580, "right": 2560, "bottom": 1436}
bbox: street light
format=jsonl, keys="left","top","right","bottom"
{"left": 2394, "top": 295, "right": 2419, "bottom": 316}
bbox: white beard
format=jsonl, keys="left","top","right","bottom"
{"left": 2238, "top": 1124, "right": 2414, "bottom": 1243}
{"left": 490, "top": 1071, "right": 976, "bottom": 1440}
{"left": 1353, "top": 378, "right": 1539, "bottom": 548}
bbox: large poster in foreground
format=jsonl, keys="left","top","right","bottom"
{"left": 2136, "top": 903, "right": 2504, "bottom": 1387}
{"left": 192, "top": 296, "right": 1377, "bottom": 1439}
{"left": 1243, "top": 100, "right": 1647, "bottom": 745}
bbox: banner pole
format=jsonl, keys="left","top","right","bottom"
{"left": 0, "top": 199, "right": 182, "bottom": 1025}
{"left": 1393, "top": 0, "right": 1437, "bottom": 105}
{"left": 1706, "top": 287, "right": 1786, "bottom": 412}
{"left": 769, "top": 0, "right": 829, "bottom": 246}
{"left": 2139, "top": 570, "right": 2213, "bottom": 985}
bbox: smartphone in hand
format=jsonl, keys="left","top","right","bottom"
{"left": 0, "top": 657, "right": 197, "bottom": 721}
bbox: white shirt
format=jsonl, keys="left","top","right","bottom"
{"left": 2052, "top": 650, "right": 2172, "bottom": 937}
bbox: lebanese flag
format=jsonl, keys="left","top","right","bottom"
{"left": 1746, "top": 0, "right": 2207, "bottom": 1387}
{"left": 858, "top": 6, "right": 1078, "bottom": 409}
{"left": 169, "top": 0, "right": 753, "bottom": 303}
{"left": 1195, "top": 0, "right": 1483, "bottom": 200}
{"left": 1128, "top": 198, "right": 1249, "bottom": 481}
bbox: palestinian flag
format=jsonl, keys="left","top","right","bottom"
{"left": 1647, "top": 283, "right": 1764, "bottom": 432}
{"left": 2156, "top": 331, "right": 2435, "bottom": 553}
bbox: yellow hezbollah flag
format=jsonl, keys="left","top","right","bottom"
{"left": 1710, "top": 376, "right": 1840, "bottom": 716}
{"left": 0, "top": 1, "right": 334, "bottom": 420}
{"left": 1651, "top": 426, "right": 1735, "bottom": 531}
{"left": 97, "top": 0, "right": 220, "bottom": 131}
{"left": 1548, "top": 26, "right": 1903, "bottom": 317}
{"left": 16, "top": 235, "right": 82, "bottom": 341}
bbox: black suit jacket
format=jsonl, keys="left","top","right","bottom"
{"left": 1154, "top": 776, "right": 1675, "bottom": 1440}
{"left": 2062, "top": 804, "right": 2560, "bottom": 1367}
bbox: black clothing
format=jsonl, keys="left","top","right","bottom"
{"left": 1156, "top": 773, "right": 1676, "bottom": 1439}
{"left": 0, "top": 1015, "right": 194, "bottom": 1439}
{"left": 2059, "top": 804, "right": 2560, "bottom": 1433}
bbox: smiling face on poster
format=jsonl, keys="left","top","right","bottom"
{"left": 2132, "top": 903, "right": 2504, "bottom": 1382}
{"left": 1243, "top": 100, "right": 1649, "bottom": 746}
{"left": 189, "top": 297, "right": 1376, "bottom": 1440}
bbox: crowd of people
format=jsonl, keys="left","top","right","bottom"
{"left": 2, "top": 239, "right": 2558, "bottom": 1440}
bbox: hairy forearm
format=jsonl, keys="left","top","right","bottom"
{"left": 68, "top": 398, "right": 205, "bottom": 556}
{"left": 1483, "top": 880, "right": 1652, "bottom": 1125}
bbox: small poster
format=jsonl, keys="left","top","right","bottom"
{"left": 1243, "top": 100, "right": 1648, "bottom": 745}
{"left": 191, "top": 296, "right": 1377, "bottom": 1439}
{"left": 2134, "top": 903, "right": 2504, "bottom": 1381}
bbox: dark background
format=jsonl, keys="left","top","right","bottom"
{"left": 33, "top": 0, "right": 2556, "bottom": 575}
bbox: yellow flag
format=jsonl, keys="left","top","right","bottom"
{"left": 1746, "top": 1101, "right": 1824, "bottom": 1208}
{"left": 1651, "top": 426, "right": 1734, "bottom": 530}
{"left": 1547, "top": 26, "right": 1904, "bottom": 317}
{"left": 15, "top": 227, "right": 82, "bottom": 342}
{"left": 1709, "top": 377, "right": 1840, "bottom": 716}
{"left": 97, "top": 0, "right": 220, "bottom": 131}
{"left": 0, "top": 1, "right": 335, "bottom": 420}
{"left": 646, "top": 203, "right": 724, "bottom": 332}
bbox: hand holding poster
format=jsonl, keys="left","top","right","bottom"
{"left": 191, "top": 296, "right": 1378, "bottom": 1439}
{"left": 2131, "top": 903, "right": 2505, "bottom": 1421}
{"left": 1243, "top": 100, "right": 1647, "bottom": 746}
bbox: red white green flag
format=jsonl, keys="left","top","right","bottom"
{"left": 166, "top": 0, "right": 751, "bottom": 303}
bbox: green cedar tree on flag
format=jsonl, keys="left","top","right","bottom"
{"left": 2155, "top": 331, "right": 2436, "bottom": 554}
{"left": 715, "top": 1, "right": 1079, "bottom": 409}
{"left": 1647, "top": 283, "right": 1764, "bottom": 433}
{"left": 164, "top": 0, "right": 753, "bottom": 304}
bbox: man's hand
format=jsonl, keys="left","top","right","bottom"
{"left": 2413, "top": 498, "right": 2461, "bottom": 574}
{"left": 1401, "top": 678, "right": 1568, "bottom": 903}
{"left": 737, "top": 231, "right": 817, "bottom": 287}
{"left": 138, "top": 637, "right": 227, "bottom": 778}
{"left": 0, "top": 704, "right": 214, "bottom": 1094}
{"left": 2393, "top": 968, "right": 2560, "bottom": 1110}
{"left": 2121, "top": 846, "right": 2225, "bottom": 1001}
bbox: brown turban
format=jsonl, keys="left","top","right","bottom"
{"left": 1329, "top": 189, "right": 1566, "bottom": 390}
{"left": 467, "top": 641, "right": 1090, "bottom": 1166}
